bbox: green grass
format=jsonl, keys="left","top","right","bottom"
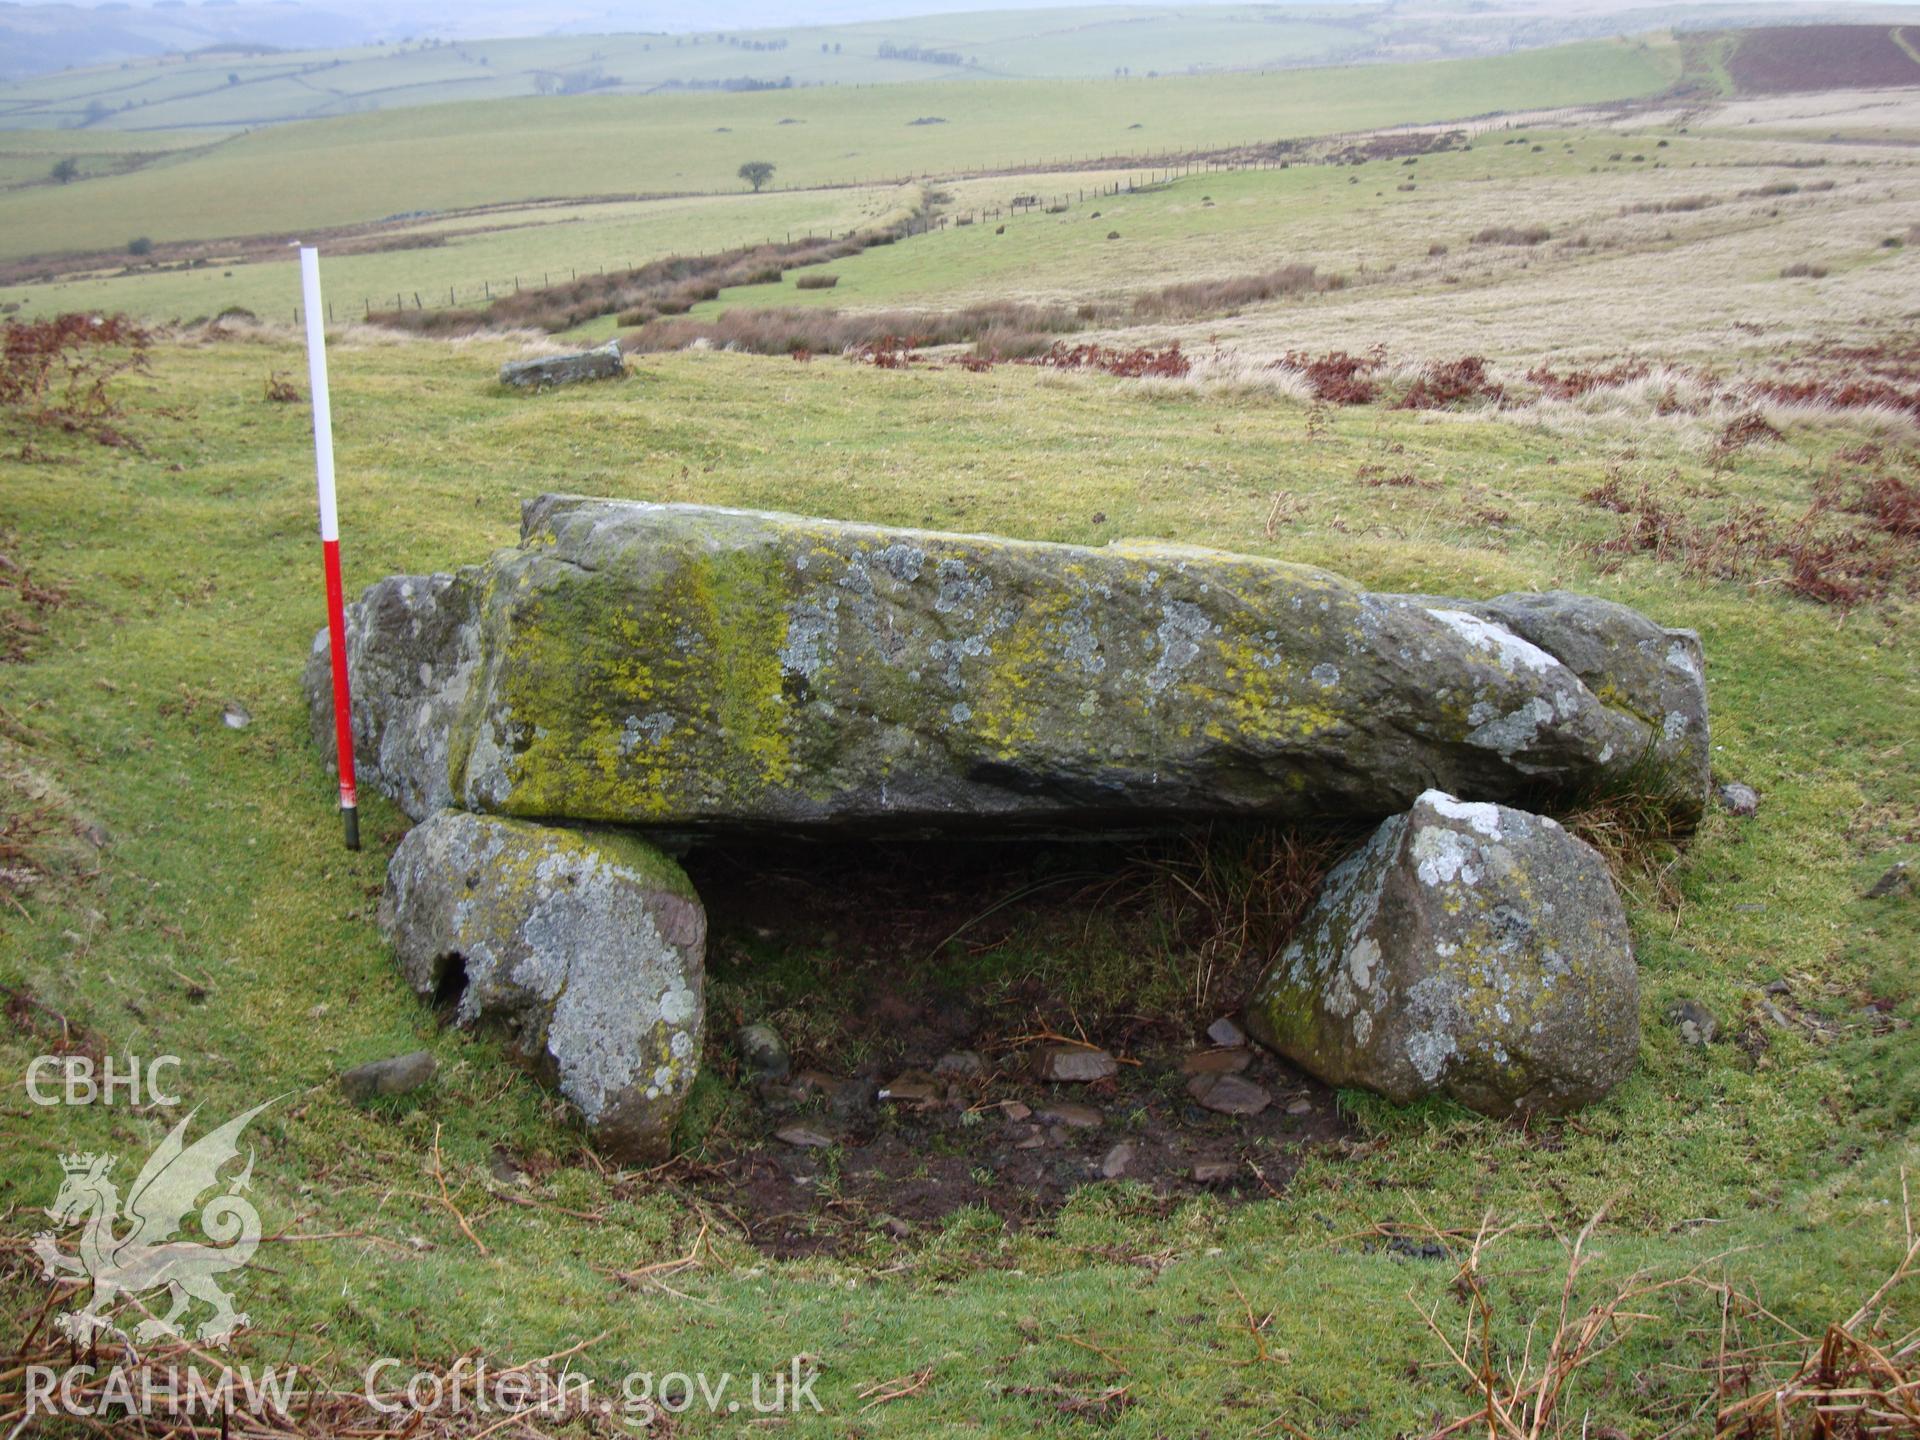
{"left": 2, "top": 332, "right": 1916, "bottom": 1434}
{"left": 681, "top": 127, "right": 1735, "bottom": 317}
{"left": 0, "top": 9, "right": 1674, "bottom": 134}
{"left": 0, "top": 36, "right": 1683, "bottom": 263}
{"left": 0, "top": 126, "right": 210, "bottom": 189}
{"left": 0, "top": 184, "right": 922, "bottom": 326}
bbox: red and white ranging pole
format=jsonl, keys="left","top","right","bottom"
{"left": 299, "top": 246, "right": 360, "bottom": 851}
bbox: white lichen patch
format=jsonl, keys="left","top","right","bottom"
{"left": 1147, "top": 600, "right": 1215, "bottom": 693}
{"left": 1467, "top": 696, "right": 1555, "bottom": 757}
{"left": 1427, "top": 609, "right": 1564, "bottom": 676}
{"left": 618, "top": 712, "right": 676, "bottom": 755}
{"left": 1665, "top": 641, "right": 1701, "bottom": 679}
{"left": 1419, "top": 791, "right": 1503, "bottom": 839}
{"left": 779, "top": 605, "right": 833, "bottom": 680}
{"left": 1412, "top": 825, "right": 1482, "bottom": 888}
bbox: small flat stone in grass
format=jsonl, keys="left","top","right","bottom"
{"left": 1666, "top": 1000, "right": 1718, "bottom": 1047}
{"left": 878, "top": 1071, "right": 942, "bottom": 1104}
{"left": 1100, "top": 1143, "right": 1134, "bottom": 1179}
{"left": 339, "top": 1050, "right": 436, "bottom": 1103}
{"left": 774, "top": 1124, "right": 835, "bottom": 1149}
{"left": 1717, "top": 782, "right": 1760, "bottom": 818}
{"left": 1206, "top": 1017, "right": 1247, "bottom": 1048}
{"left": 1866, "top": 861, "right": 1913, "bottom": 900}
{"left": 736, "top": 1022, "right": 790, "bottom": 1082}
{"left": 1036, "top": 1045, "right": 1119, "bottom": 1083}
{"left": 1187, "top": 1073, "right": 1272, "bottom": 1116}
{"left": 1182, "top": 1048, "right": 1252, "bottom": 1076}
{"left": 1285, "top": 1098, "right": 1313, "bottom": 1116}
{"left": 1192, "top": 1160, "right": 1238, "bottom": 1184}
{"left": 933, "top": 1050, "right": 985, "bottom": 1078}
{"left": 1036, "top": 1101, "right": 1103, "bottom": 1129}
{"left": 498, "top": 341, "right": 625, "bottom": 390}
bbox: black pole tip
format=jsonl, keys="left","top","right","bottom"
{"left": 342, "top": 806, "right": 361, "bottom": 852}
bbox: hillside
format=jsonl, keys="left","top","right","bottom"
{"left": 5, "top": 2, "right": 1920, "bottom": 131}
{"left": 0, "top": 36, "right": 1684, "bottom": 265}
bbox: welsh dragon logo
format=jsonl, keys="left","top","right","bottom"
{"left": 33, "top": 1099, "right": 276, "bottom": 1347}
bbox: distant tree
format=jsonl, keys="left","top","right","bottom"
{"left": 128, "top": 236, "right": 153, "bottom": 256}
{"left": 833, "top": 41, "right": 841, "bottom": 52}
{"left": 50, "top": 158, "right": 79, "bottom": 183}
{"left": 738, "top": 160, "right": 776, "bottom": 192}
{"left": 227, "top": 72, "right": 240, "bottom": 85}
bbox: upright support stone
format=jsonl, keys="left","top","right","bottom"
{"left": 1244, "top": 790, "right": 1639, "bottom": 1116}
{"left": 379, "top": 811, "right": 705, "bottom": 1160}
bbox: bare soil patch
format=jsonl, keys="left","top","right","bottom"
{"left": 660, "top": 836, "right": 1352, "bottom": 1256}
{"left": 1726, "top": 25, "right": 1920, "bottom": 95}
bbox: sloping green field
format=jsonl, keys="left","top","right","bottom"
{"left": 0, "top": 4, "right": 1641, "bottom": 133}
{"left": 1, "top": 185, "right": 922, "bottom": 327}
{"left": 0, "top": 37, "right": 1681, "bottom": 262}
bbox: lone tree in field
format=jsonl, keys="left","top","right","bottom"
{"left": 738, "top": 160, "right": 776, "bottom": 192}
{"left": 49, "top": 158, "right": 79, "bottom": 184}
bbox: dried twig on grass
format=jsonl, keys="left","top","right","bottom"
{"left": 1218, "top": 1262, "right": 1285, "bottom": 1367}
{"left": 1064, "top": 1333, "right": 1132, "bottom": 1374}
{"left": 1005, "top": 1381, "right": 1134, "bottom": 1418}
{"left": 1415, "top": 1202, "right": 1719, "bottom": 1440}
{"left": 605, "top": 1220, "right": 710, "bottom": 1299}
{"left": 1710, "top": 1170, "right": 1920, "bottom": 1438}
{"left": 858, "top": 1364, "right": 935, "bottom": 1411}
{"left": 429, "top": 1123, "right": 489, "bottom": 1256}
{"left": 1264, "top": 490, "right": 1304, "bottom": 538}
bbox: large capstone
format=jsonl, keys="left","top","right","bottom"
{"left": 310, "top": 498, "right": 1709, "bottom": 836}
{"left": 379, "top": 810, "right": 705, "bottom": 1159}
{"left": 1244, "top": 790, "right": 1638, "bottom": 1116}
